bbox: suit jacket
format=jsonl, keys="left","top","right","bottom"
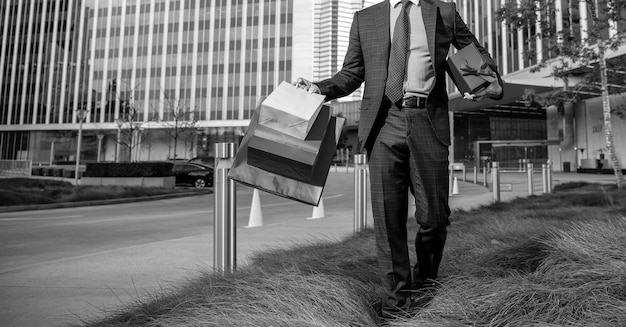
{"left": 316, "top": 0, "right": 499, "bottom": 152}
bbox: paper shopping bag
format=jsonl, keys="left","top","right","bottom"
{"left": 259, "top": 81, "right": 327, "bottom": 140}
{"left": 229, "top": 105, "right": 345, "bottom": 206}
{"left": 446, "top": 43, "right": 496, "bottom": 95}
{"left": 247, "top": 105, "right": 330, "bottom": 182}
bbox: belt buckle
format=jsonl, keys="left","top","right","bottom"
{"left": 401, "top": 96, "right": 426, "bottom": 108}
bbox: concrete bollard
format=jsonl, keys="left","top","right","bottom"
{"left": 214, "top": 142, "right": 236, "bottom": 274}
{"left": 354, "top": 154, "right": 368, "bottom": 233}
{"left": 492, "top": 161, "right": 500, "bottom": 203}
{"left": 527, "top": 162, "right": 534, "bottom": 196}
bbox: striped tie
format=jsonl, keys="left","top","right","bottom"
{"left": 385, "top": 0, "right": 410, "bottom": 104}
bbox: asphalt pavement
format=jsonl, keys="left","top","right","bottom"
{"left": 0, "top": 169, "right": 617, "bottom": 327}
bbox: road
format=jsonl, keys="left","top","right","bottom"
{"left": 0, "top": 171, "right": 362, "bottom": 327}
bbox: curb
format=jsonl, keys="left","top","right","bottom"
{"left": 0, "top": 190, "right": 212, "bottom": 213}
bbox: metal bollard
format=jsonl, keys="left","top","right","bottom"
{"left": 462, "top": 166, "right": 467, "bottom": 182}
{"left": 354, "top": 154, "right": 368, "bottom": 233}
{"left": 527, "top": 162, "right": 534, "bottom": 196}
{"left": 448, "top": 167, "right": 454, "bottom": 196}
{"left": 492, "top": 161, "right": 500, "bottom": 203}
{"left": 473, "top": 166, "right": 477, "bottom": 184}
{"left": 353, "top": 154, "right": 368, "bottom": 231}
{"left": 214, "top": 142, "right": 236, "bottom": 274}
{"left": 546, "top": 162, "right": 553, "bottom": 193}
{"left": 483, "top": 164, "right": 488, "bottom": 187}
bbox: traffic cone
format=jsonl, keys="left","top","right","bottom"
{"left": 245, "top": 189, "right": 263, "bottom": 228}
{"left": 452, "top": 177, "right": 460, "bottom": 195}
{"left": 308, "top": 197, "right": 325, "bottom": 220}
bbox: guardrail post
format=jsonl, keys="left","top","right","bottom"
{"left": 492, "top": 161, "right": 500, "bottom": 203}
{"left": 527, "top": 162, "right": 534, "bottom": 196}
{"left": 214, "top": 142, "right": 236, "bottom": 274}
{"left": 354, "top": 154, "right": 368, "bottom": 233}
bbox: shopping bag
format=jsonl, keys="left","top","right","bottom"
{"left": 258, "top": 81, "right": 327, "bottom": 140}
{"left": 229, "top": 105, "right": 345, "bottom": 206}
{"left": 247, "top": 106, "right": 330, "bottom": 182}
{"left": 446, "top": 43, "right": 497, "bottom": 95}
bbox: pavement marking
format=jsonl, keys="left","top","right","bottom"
{"left": 0, "top": 215, "right": 82, "bottom": 222}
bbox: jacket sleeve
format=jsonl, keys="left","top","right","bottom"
{"left": 316, "top": 12, "right": 366, "bottom": 101}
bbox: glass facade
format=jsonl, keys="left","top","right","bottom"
{"left": 0, "top": 0, "right": 299, "bottom": 161}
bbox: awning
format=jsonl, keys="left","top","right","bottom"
{"left": 448, "top": 78, "right": 563, "bottom": 112}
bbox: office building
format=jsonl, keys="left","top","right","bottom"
{"left": 1, "top": 0, "right": 357, "bottom": 163}
{"left": 1, "top": 0, "right": 624, "bottom": 172}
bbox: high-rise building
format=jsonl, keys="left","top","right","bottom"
{"left": 313, "top": 0, "right": 377, "bottom": 101}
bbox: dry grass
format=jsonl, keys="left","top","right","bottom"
{"left": 72, "top": 183, "right": 626, "bottom": 327}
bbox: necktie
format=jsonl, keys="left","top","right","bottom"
{"left": 385, "top": 0, "right": 410, "bottom": 104}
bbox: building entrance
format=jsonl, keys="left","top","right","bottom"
{"left": 474, "top": 140, "right": 554, "bottom": 170}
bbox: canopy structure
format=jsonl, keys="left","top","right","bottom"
{"left": 448, "top": 77, "right": 562, "bottom": 116}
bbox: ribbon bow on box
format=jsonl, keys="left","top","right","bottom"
{"left": 460, "top": 60, "right": 496, "bottom": 83}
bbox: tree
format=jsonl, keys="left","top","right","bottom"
{"left": 159, "top": 92, "right": 199, "bottom": 160}
{"left": 114, "top": 77, "right": 144, "bottom": 162}
{"left": 497, "top": 0, "right": 626, "bottom": 188}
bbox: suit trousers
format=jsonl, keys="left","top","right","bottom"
{"left": 368, "top": 103, "right": 451, "bottom": 309}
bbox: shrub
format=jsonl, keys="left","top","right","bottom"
{"left": 84, "top": 162, "right": 174, "bottom": 177}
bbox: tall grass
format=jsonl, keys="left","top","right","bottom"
{"left": 0, "top": 178, "right": 206, "bottom": 206}
{"left": 73, "top": 183, "right": 626, "bottom": 327}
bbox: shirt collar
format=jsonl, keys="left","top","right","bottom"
{"left": 390, "top": 0, "right": 420, "bottom": 7}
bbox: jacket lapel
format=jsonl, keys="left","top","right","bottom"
{"left": 374, "top": 1, "right": 390, "bottom": 68}
{"left": 420, "top": 0, "right": 437, "bottom": 62}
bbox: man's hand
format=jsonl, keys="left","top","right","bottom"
{"left": 292, "top": 77, "right": 321, "bottom": 94}
{"left": 464, "top": 77, "right": 503, "bottom": 101}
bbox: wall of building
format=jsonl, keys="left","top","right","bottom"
{"left": 572, "top": 94, "right": 626, "bottom": 170}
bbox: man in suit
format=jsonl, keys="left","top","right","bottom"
{"left": 294, "top": 0, "right": 502, "bottom": 315}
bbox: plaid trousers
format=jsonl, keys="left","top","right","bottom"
{"left": 368, "top": 102, "right": 451, "bottom": 309}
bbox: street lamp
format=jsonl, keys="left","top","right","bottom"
{"left": 115, "top": 118, "right": 124, "bottom": 162}
{"left": 74, "top": 108, "right": 88, "bottom": 185}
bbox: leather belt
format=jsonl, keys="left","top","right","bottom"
{"left": 401, "top": 96, "right": 428, "bottom": 109}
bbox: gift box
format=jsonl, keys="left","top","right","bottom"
{"left": 247, "top": 106, "right": 330, "bottom": 183}
{"left": 446, "top": 43, "right": 496, "bottom": 95}
{"left": 258, "top": 81, "right": 327, "bottom": 140}
{"left": 229, "top": 105, "right": 345, "bottom": 206}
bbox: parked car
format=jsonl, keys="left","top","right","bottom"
{"left": 172, "top": 162, "right": 214, "bottom": 188}
{"left": 188, "top": 156, "right": 215, "bottom": 168}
